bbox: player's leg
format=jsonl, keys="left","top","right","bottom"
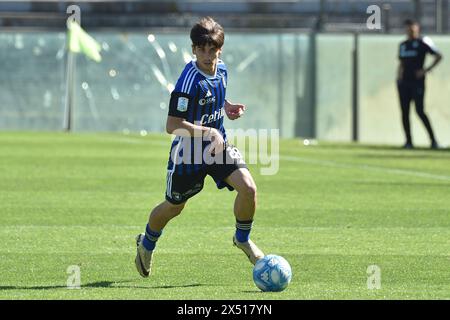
{"left": 148, "top": 200, "right": 186, "bottom": 232}
{"left": 397, "top": 81, "right": 413, "bottom": 147}
{"left": 207, "top": 144, "right": 264, "bottom": 264}
{"left": 135, "top": 166, "right": 206, "bottom": 278}
{"left": 413, "top": 83, "right": 438, "bottom": 148}
{"left": 141, "top": 199, "right": 186, "bottom": 253}
{"left": 224, "top": 168, "right": 264, "bottom": 265}
{"left": 134, "top": 200, "right": 187, "bottom": 278}
{"left": 224, "top": 167, "right": 257, "bottom": 223}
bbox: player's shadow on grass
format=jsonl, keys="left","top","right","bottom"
{"left": 0, "top": 281, "right": 205, "bottom": 291}
{"left": 83, "top": 281, "right": 205, "bottom": 290}
{"left": 241, "top": 290, "right": 263, "bottom": 294}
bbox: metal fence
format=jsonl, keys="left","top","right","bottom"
{"left": 1, "top": 30, "right": 449, "bottom": 146}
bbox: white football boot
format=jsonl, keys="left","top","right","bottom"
{"left": 135, "top": 233, "right": 153, "bottom": 278}
{"left": 233, "top": 235, "right": 265, "bottom": 265}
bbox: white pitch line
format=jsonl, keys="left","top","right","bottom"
{"left": 93, "top": 136, "right": 169, "bottom": 146}
{"left": 281, "top": 155, "right": 450, "bottom": 182}
{"left": 115, "top": 137, "right": 168, "bottom": 146}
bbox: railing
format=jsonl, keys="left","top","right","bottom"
{"left": 0, "top": 0, "right": 448, "bottom": 33}
{"left": 1, "top": 29, "right": 449, "bottom": 146}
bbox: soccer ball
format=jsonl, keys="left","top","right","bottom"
{"left": 253, "top": 255, "right": 292, "bottom": 292}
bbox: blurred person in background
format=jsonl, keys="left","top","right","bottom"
{"left": 397, "top": 19, "right": 443, "bottom": 149}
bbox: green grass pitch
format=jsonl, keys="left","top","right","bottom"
{"left": 0, "top": 132, "right": 449, "bottom": 299}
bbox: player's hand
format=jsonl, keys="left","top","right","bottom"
{"left": 415, "top": 69, "right": 426, "bottom": 79}
{"left": 206, "top": 128, "right": 225, "bottom": 155}
{"left": 225, "top": 101, "right": 246, "bottom": 120}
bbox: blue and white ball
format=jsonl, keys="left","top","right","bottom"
{"left": 253, "top": 255, "right": 292, "bottom": 292}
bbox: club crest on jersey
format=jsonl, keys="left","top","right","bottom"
{"left": 177, "top": 97, "right": 189, "bottom": 112}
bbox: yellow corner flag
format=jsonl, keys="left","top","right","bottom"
{"left": 68, "top": 20, "right": 102, "bottom": 62}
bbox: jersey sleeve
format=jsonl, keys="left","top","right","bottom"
{"left": 217, "top": 60, "right": 228, "bottom": 88}
{"left": 168, "top": 69, "right": 198, "bottom": 119}
{"left": 398, "top": 42, "right": 408, "bottom": 60}
{"left": 217, "top": 60, "right": 227, "bottom": 75}
{"left": 422, "top": 36, "right": 440, "bottom": 55}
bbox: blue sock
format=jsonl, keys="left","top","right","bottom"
{"left": 235, "top": 219, "right": 253, "bottom": 242}
{"left": 142, "top": 224, "right": 162, "bottom": 251}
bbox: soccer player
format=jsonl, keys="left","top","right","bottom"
{"left": 134, "top": 17, "right": 265, "bottom": 277}
{"left": 397, "top": 19, "right": 443, "bottom": 149}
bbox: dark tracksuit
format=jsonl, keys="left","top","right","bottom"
{"left": 397, "top": 37, "right": 439, "bottom": 145}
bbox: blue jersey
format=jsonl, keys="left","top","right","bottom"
{"left": 167, "top": 60, "right": 228, "bottom": 175}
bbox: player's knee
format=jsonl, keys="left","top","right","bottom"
{"left": 166, "top": 201, "right": 186, "bottom": 216}
{"left": 416, "top": 110, "right": 426, "bottom": 118}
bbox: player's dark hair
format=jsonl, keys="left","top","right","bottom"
{"left": 190, "top": 17, "right": 224, "bottom": 49}
{"left": 404, "top": 19, "right": 419, "bottom": 26}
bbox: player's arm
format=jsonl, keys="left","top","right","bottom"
{"left": 167, "top": 84, "right": 226, "bottom": 153}
{"left": 416, "top": 53, "right": 442, "bottom": 79}
{"left": 166, "top": 116, "right": 224, "bottom": 154}
{"left": 224, "top": 99, "right": 246, "bottom": 120}
{"left": 397, "top": 61, "right": 404, "bottom": 81}
{"left": 419, "top": 37, "right": 443, "bottom": 78}
{"left": 166, "top": 91, "right": 212, "bottom": 137}
{"left": 397, "top": 43, "right": 404, "bottom": 81}
{"left": 221, "top": 66, "right": 245, "bottom": 120}
{"left": 424, "top": 52, "right": 443, "bottom": 73}
{"left": 166, "top": 115, "right": 212, "bottom": 137}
